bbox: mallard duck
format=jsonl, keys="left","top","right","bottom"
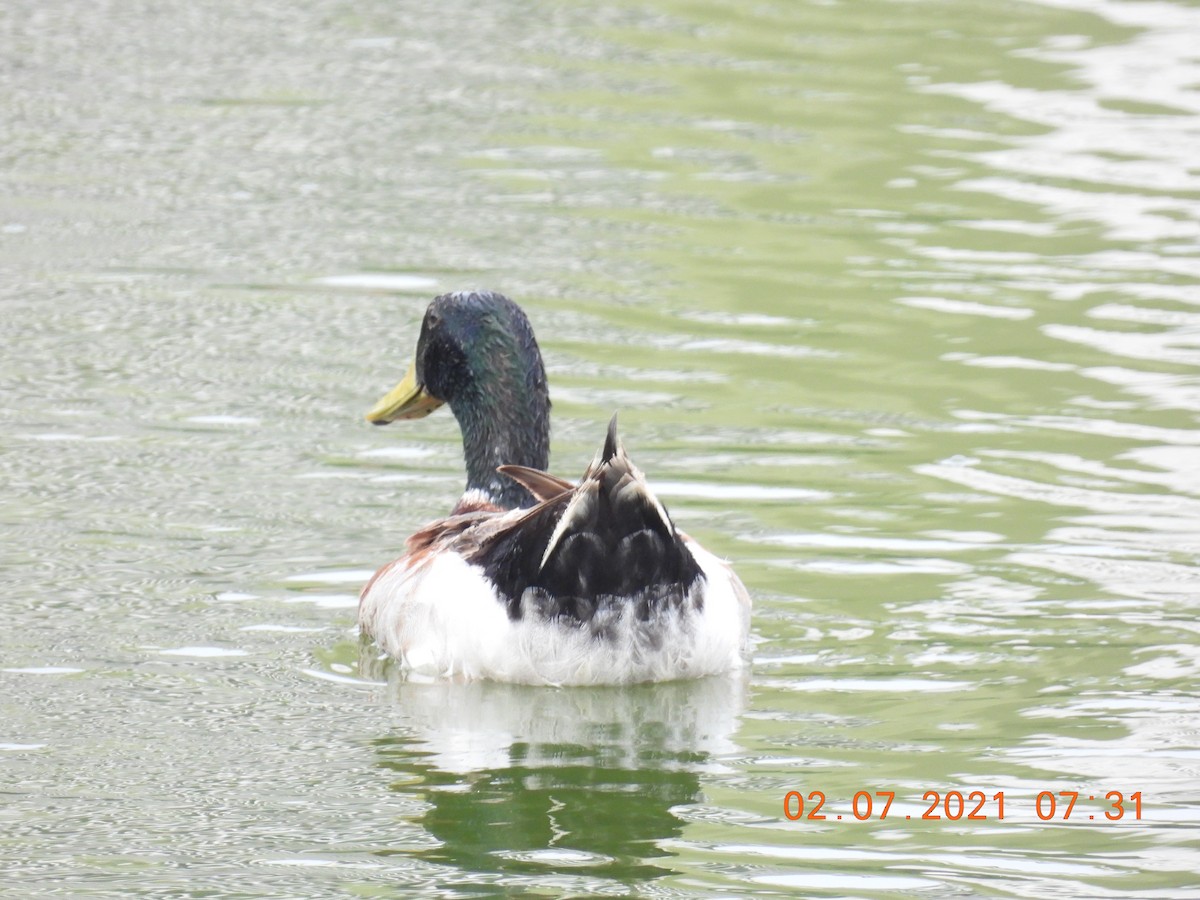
{"left": 358, "top": 290, "right": 750, "bottom": 685}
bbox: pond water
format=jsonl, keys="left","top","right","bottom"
{"left": 3, "top": 0, "right": 1199, "bottom": 896}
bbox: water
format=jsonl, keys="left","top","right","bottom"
{"left": 3, "top": 0, "right": 1199, "bottom": 895}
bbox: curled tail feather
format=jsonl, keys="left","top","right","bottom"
{"left": 471, "top": 415, "right": 703, "bottom": 627}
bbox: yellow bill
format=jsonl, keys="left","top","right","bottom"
{"left": 365, "top": 361, "right": 444, "bottom": 423}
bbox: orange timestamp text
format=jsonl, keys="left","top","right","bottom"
{"left": 783, "top": 790, "right": 1143, "bottom": 822}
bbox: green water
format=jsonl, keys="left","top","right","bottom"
{"left": 3, "top": 0, "right": 1198, "bottom": 896}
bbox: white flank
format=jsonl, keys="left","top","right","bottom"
{"left": 359, "top": 545, "right": 750, "bottom": 686}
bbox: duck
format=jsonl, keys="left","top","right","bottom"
{"left": 358, "top": 290, "right": 750, "bottom": 685}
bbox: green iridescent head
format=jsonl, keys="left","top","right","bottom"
{"left": 367, "top": 291, "right": 551, "bottom": 508}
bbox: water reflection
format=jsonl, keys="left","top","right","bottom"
{"left": 926, "top": 0, "right": 1200, "bottom": 244}
{"left": 369, "top": 675, "right": 746, "bottom": 886}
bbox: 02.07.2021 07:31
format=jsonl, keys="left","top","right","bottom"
{"left": 783, "top": 790, "right": 1143, "bottom": 822}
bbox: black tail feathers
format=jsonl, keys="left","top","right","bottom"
{"left": 474, "top": 413, "right": 704, "bottom": 626}
{"left": 601, "top": 412, "right": 620, "bottom": 464}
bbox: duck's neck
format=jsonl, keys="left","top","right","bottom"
{"left": 450, "top": 364, "right": 550, "bottom": 510}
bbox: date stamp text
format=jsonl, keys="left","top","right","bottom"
{"left": 783, "top": 790, "right": 1143, "bottom": 822}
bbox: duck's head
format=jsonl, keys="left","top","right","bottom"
{"left": 366, "top": 291, "right": 551, "bottom": 508}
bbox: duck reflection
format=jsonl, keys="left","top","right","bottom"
{"left": 368, "top": 669, "right": 747, "bottom": 883}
